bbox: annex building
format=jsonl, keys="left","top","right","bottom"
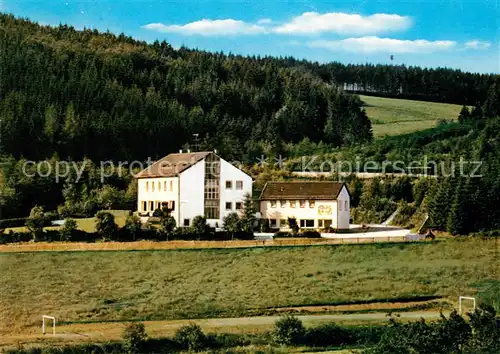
{"left": 259, "top": 181, "right": 350, "bottom": 231}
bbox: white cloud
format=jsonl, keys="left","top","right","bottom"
{"left": 465, "top": 40, "right": 491, "bottom": 50}
{"left": 257, "top": 18, "right": 273, "bottom": 25}
{"left": 308, "top": 36, "right": 456, "bottom": 53}
{"left": 142, "top": 19, "right": 266, "bottom": 36}
{"left": 273, "top": 12, "right": 411, "bottom": 35}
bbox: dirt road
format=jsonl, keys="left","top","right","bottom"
{"left": 2, "top": 310, "right": 449, "bottom": 348}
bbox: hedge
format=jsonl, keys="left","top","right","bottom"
{"left": 0, "top": 228, "right": 255, "bottom": 244}
{"left": 0, "top": 217, "right": 27, "bottom": 229}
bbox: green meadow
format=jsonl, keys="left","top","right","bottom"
{"left": 1, "top": 238, "right": 497, "bottom": 333}
{"left": 360, "top": 95, "right": 465, "bottom": 137}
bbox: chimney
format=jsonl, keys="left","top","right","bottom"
{"left": 214, "top": 149, "right": 218, "bottom": 154}
{"left": 179, "top": 149, "right": 183, "bottom": 153}
{"left": 187, "top": 149, "right": 191, "bottom": 153}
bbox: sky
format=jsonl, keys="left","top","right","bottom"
{"left": 3, "top": 0, "right": 499, "bottom": 73}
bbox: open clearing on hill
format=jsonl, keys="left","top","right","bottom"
{"left": 360, "top": 95, "right": 465, "bottom": 137}
{"left": 1, "top": 238, "right": 496, "bottom": 337}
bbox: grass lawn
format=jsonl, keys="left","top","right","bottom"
{"left": 360, "top": 95, "right": 465, "bottom": 137}
{"left": 0, "top": 238, "right": 497, "bottom": 334}
{"left": 3, "top": 210, "right": 129, "bottom": 233}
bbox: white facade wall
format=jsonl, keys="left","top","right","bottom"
{"left": 179, "top": 159, "right": 205, "bottom": 227}
{"left": 137, "top": 154, "right": 253, "bottom": 228}
{"left": 219, "top": 159, "right": 253, "bottom": 224}
{"left": 137, "top": 177, "right": 179, "bottom": 214}
{"left": 260, "top": 200, "right": 338, "bottom": 229}
{"left": 336, "top": 186, "right": 350, "bottom": 230}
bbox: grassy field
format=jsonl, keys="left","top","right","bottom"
{"left": 3, "top": 210, "right": 129, "bottom": 233}
{"left": 360, "top": 95, "right": 465, "bottom": 137}
{"left": 0, "top": 238, "right": 497, "bottom": 335}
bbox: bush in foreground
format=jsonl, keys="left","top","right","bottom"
{"left": 122, "top": 322, "right": 147, "bottom": 354}
{"left": 272, "top": 315, "right": 305, "bottom": 345}
{"left": 174, "top": 323, "right": 207, "bottom": 352}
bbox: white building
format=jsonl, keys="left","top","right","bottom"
{"left": 259, "top": 181, "right": 350, "bottom": 231}
{"left": 136, "top": 151, "right": 252, "bottom": 227}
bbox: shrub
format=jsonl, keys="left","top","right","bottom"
{"left": 122, "top": 322, "right": 147, "bottom": 354}
{"left": 174, "top": 323, "right": 207, "bottom": 352}
{"left": 26, "top": 206, "right": 47, "bottom": 241}
{"left": 160, "top": 215, "right": 176, "bottom": 240}
{"left": 124, "top": 214, "right": 141, "bottom": 241}
{"left": 59, "top": 218, "right": 77, "bottom": 241}
{"left": 304, "top": 322, "right": 351, "bottom": 347}
{"left": 223, "top": 212, "right": 242, "bottom": 240}
{"left": 272, "top": 315, "right": 305, "bottom": 345}
{"left": 191, "top": 215, "right": 209, "bottom": 238}
{"left": 95, "top": 211, "right": 118, "bottom": 241}
{"left": 299, "top": 230, "right": 321, "bottom": 238}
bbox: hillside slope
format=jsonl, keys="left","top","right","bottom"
{"left": 0, "top": 14, "right": 371, "bottom": 162}
{"left": 361, "top": 95, "right": 465, "bottom": 137}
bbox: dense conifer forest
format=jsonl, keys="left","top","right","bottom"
{"left": 1, "top": 14, "right": 498, "bottom": 162}
{"left": 0, "top": 14, "right": 374, "bottom": 161}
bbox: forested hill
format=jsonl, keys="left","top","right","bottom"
{"left": 282, "top": 59, "right": 498, "bottom": 105}
{"left": 0, "top": 14, "right": 373, "bottom": 162}
{"left": 0, "top": 14, "right": 497, "bottom": 163}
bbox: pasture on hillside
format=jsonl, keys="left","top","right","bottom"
{"left": 360, "top": 95, "right": 465, "bottom": 137}
{"left": 0, "top": 238, "right": 497, "bottom": 335}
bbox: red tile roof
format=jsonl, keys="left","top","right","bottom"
{"left": 135, "top": 152, "right": 211, "bottom": 178}
{"left": 260, "top": 181, "right": 347, "bottom": 200}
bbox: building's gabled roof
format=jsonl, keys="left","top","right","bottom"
{"left": 135, "top": 151, "right": 211, "bottom": 179}
{"left": 259, "top": 181, "right": 348, "bottom": 200}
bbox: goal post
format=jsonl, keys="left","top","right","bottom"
{"left": 42, "top": 315, "right": 56, "bottom": 336}
{"left": 459, "top": 296, "right": 476, "bottom": 315}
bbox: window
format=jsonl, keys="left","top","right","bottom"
{"left": 152, "top": 182, "right": 155, "bottom": 192}
{"left": 149, "top": 201, "right": 154, "bottom": 211}
{"left": 309, "top": 200, "right": 315, "bottom": 208}
{"left": 142, "top": 201, "right": 147, "bottom": 211}
{"left": 225, "top": 180, "right": 232, "bottom": 189}
{"left": 183, "top": 219, "right": 190, "bottom": 227}
{"left": 235, "top": 202, "right": 243, "bottom": 210}
{"left": 157, "top": 201, "right": 161, "bottom": 209}
{"left": 225, "top": 202, "right": 232, "bottom": 210}
{"left": 339, "top": 200, "right": 342, "bottom": 211}
{"left": 345, "top": 201, "right": 348, "bottom": 210}
{"left": 236, "top": 181, "right": 243, "bottom": 190}
{"left": 290, "top": 200, "right": 296, "bottom": 208}
{"left": 164, "top": 181, "right": 167, "bottom": 191}
{"left": 299, "top": 219, "right": 315, "bottom": 228}
{"left": 280, "top": 200, "right": 286, "bottom": 208}
{"left": 146, "top": 182, "right": 149, "bottom": 192}
{"left": 204, "top": 154, "right": 220, "bottom": 220}
{"left": 280, "top": 219, "right": 287, "bottom": 227}
{"left": 300, "top": 200, "right": 306, "bottom": 208}
{"left": 270, "top": 200, "right": 277, "bottom": 208}
{"left": 318, "top": 219, "right": 332, "bottom": 228}
{"left": 269, "top": 219, "right": 277, "bottom": 228}
{"left": 158, "top": 182, "right": 161, "bottom": 191}
{"left": 170, "top": 180, "right": 173, "bottom": 191}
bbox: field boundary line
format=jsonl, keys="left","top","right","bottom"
{"left": 0, "top": 237, "right": 414, "bottom": 253}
